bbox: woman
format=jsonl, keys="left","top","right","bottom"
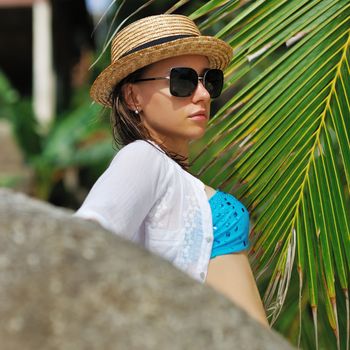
{"left": 76, "top": 14, "right": 268, "bottom": 326}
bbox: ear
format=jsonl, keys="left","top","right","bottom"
{"left": 122, "top": 83, "right": 142, "bottom": 112}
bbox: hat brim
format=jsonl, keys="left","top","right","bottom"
{"left": 90, "top": 36, "right": 233, "bottom": 107}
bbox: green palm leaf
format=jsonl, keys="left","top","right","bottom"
{"left": 187, "top": 1, "right": 350, "bottom": 348}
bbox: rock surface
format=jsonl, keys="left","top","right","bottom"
{"left": 0, "top": 189, "right": 294, "bottom": 350}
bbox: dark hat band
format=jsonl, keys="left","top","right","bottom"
{"left": 120, "top": 34, "right": 196, "bottom": 58}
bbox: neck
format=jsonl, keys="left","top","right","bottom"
{"left": 150, "top": 136, "right": 190, "bottom": 170}
{"left": 169, "top": 141, "right": 189, "bottom": 159}
{"left": 150, "top": 135, "right": 189, "bottom": 159}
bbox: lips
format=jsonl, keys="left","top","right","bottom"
{"left": 189, "top": 110, "right": 208, "bottom": 120}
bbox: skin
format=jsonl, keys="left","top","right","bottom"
{"left": 124, "top": 54, "right": 269, "bottom": 327}
{"left": 123, "top": 54, "right": 210, "bottom": 158}
{"left": 205, "top": 186, "right": 269, "bottom": 327}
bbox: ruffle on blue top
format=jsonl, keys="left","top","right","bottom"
{"left": 209, "top": 190, "right": 250, "bottom": 259}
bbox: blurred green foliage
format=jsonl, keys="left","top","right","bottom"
{"left": 0, "top": 69, "right": 114, "bottom": 207}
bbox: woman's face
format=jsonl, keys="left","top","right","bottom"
{"left": 126, "top": 55, "right": 211, "bottom": 152}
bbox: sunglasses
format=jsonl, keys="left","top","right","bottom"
{"left": 134, "top": 67, "right": 224, "bottom": 98}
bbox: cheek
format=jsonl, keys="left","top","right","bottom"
{"left": 142, "top": 92, "right": 184, "bottom": 123}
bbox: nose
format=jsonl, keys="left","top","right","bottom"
{"left": 191, "top": 79, "right": 211, "bottom": 102}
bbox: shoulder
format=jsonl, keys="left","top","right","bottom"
{"left": 110, "top": 140, "right": 168, "bottom": 170}
{"left": 108, "top": 140, "right": 171, "bottom": 185}
{"left": 117, "top": 140, "right": 166, "bottom": 159}
{"left": 204, "top": 185, "right": 217, "bottom": 200}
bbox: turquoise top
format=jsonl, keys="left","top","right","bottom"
{"left": 209, "top": 190, "right": 250, "bottom": 259}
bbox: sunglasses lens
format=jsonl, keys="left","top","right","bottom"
{"left": 204, "top": 69, "right": 224, "bottom": 98}
{"left": 169, "top": 67, "right": 224, "bottom": 98}
{"left": 170, "top": 68, "right": 197, "bottom": 97}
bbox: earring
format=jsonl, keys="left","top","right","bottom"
{"left": 134, "top": 109, "right": 139, "bottom": 115}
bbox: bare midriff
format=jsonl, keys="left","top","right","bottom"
{"left": 204, "top": 185, "right": 269, "bottom": 327}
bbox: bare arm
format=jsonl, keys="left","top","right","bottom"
{"left": 206, "top": 252, "right": 269, "bottom": 327}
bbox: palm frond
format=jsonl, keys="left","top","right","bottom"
{"left": 190, "top": 1, "right": 350, "bottom": 348}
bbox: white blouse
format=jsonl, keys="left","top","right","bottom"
{"left": 75, "top": 140, "right": 214, "bottom": 282}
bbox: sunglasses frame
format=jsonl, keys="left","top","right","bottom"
{"left": 133, "top": 67, "right": 223, "bottom": 98}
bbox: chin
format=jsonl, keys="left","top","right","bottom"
{"left": 188, "top": 128, "right": 207, "bottom": 141}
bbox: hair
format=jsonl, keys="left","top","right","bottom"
{"left": 110, "top": 67, "right": 189, "bottom": 170}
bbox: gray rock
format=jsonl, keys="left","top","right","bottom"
{"left": 0, "top": 189, "right": 294, "bottom": 350}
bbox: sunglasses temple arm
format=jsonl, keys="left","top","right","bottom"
{"left": 134, "top": 77, "right": 170, "bottom": 82}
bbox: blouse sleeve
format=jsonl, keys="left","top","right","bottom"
{"left": 74, "top": 141, "right": 168, "bottom": 240}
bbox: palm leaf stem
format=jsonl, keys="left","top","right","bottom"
{"left": 194, "top": 5, "right": 348, "bottom": 176}
{"left": 219, "top": 15, "right": 348, "bottom": 146}
{"left": 301, "top": 191, "right": 319, "bottom": 349}
{"left": 189, "top": 0, "right": 235, "bottom": 22}
{"left": 215, "top": 0, "right": 284, "bottom": 39}
{"left": 223, "top": 0, "right": 345, "bottom": 87}
{"left": 230, "top": 0, "right": 339, "bottom": 64}
{"left": 211, "top": 4, "right": 348, "bottom": 128}
{"left": 196, "top": 0, "right": 260, "bottom": 33}
{"left": 297, "top": 262, "right": 303, "bottom": 348}
{"left": 91, "top": 0, "right": 157, "bottom": 68}
{"left": 327, "top": 33, "right": 350, "bottom": 193}
{"left": 164, "top": 0, "right": 190, "bottom": 14}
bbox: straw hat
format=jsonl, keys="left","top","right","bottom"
{"left": 90, "top": 14, "right": 233, "bottom": 107}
